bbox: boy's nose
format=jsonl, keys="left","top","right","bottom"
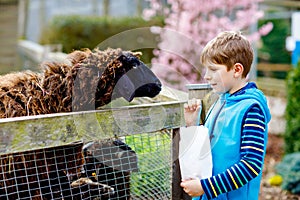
{"left": 204, "top": 71, "right": 211, "bottom": 81}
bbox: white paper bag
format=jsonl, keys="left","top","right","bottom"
{"left": 179, "top": 125, "right": 212, "bottom": 180}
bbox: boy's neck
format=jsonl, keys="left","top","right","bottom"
{"left": 229, "top": 79, "right": 248, "bottom": 94}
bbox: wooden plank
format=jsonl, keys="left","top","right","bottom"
{"left": 0, "top": 13, "right": 18, "bottom": 21}
{"left": 0, "top": 46, "right": 17, "bottom": 53}
{"left": 0, "top": 2, "right": 18, "bottom": 73}
{"left": 0, "top": 65, "right": 20, "bottom": 74}
{"left": 261, "top": 0, "right": 300, "bottom": 8}
{"left": 0, "top": 101, "right": 185, "bottom": 154}
{"left": 257, "top": 63, "right": 292, "bottom": 72}
{"left": 0, "top": 22, "right": 17, "bottom": 29}
{"left": 257, "top": 77, "right": 286, "bottom": 97}
{"left": 0, "top": 3, "right": 18, "bottom": 20}
{"left": 0, "top": 42, "right": 17, "bottom": 49}
{"left": 0, "top": 0, "right": 18, "bottom": 4}
{"left": 0, "top": 56, "right": 17, "bottom": 63}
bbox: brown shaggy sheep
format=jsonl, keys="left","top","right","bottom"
{"left": 0, "top": 48, "right": 162, "bottom": 199}
{"left": 0, "top": 47, "right": 161, "bottom": 118}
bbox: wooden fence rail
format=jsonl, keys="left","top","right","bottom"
{"left": 256, "top": 63, "right": 291, "bottom": 97}
{"left": 0, "top": 100, "right": 185, "bottom": 154}
{"left": 257, "top": 63, "right": 292, "bottom": 72}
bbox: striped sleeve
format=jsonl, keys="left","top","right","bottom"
{"left": 200, "top": 104, "right": 266, "bottom": 199}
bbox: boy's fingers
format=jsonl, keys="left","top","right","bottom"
{"left": 191, "top": 99, "right": 201, "bottom": 109}
{"left": 184, "top": 102, "right": 192, "bottom": 111}
{"left": 184, "top": 98, "right": 202, "bottom": 112}
{"left": 187, "top": 99, "right": 194, "bottom": 108}
{"left": 196, "top": 101, "right": 202, "bottom": 112}
{"left": 184, "top": 103, "right": 190, "bottom": 110}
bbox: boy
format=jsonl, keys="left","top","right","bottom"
{"left": 180, "top": 31, "right": 271, "bottom": 199}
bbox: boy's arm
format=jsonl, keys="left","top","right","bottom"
{"left": 200, "top": 104, "right": 266, "bottom": 199}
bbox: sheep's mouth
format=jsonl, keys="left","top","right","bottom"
{"left": 120, "top": 83, "right": 161, "bottom": 102}
{"left": 133, "top": 83, "right": 162, "bottom": 99}
{"left": 113, "top": 76, "right": 162, "bottom": 102}
{"left": 122, "top": 82, "right": 162, "bottom": 102}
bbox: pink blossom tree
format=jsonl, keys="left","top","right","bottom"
{"left": 144, "top": 0, "right": 273, "bottom": 90}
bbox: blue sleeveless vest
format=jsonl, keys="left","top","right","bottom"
{"left": 201, "top": 83, "right": 271, "bottom": 200}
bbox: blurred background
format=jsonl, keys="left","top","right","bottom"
{"left": 1, "top": 0, "right": 300, "bottom": 199}
{"left": 0, "top": 0, "right": 296, "bottom": 77}
{"left": 1, "top": 0, "right": 165, "bottom": 73}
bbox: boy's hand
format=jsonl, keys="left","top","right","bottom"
{"left": 180, "top": 178, "right": 204, "bottom": 197}
{"left": 184, "top": 98, "right": 202, "bottom": 126}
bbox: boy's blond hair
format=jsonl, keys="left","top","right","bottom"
{"left": 200, "top": 31, "right": 253, "bottom": 78}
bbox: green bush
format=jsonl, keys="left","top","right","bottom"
{"left": 125, "top": 132, "right": 171, "bottom": 198}
{"left": 276, "top": 152, "right": 300, "bottom": 194}
{"left": 39, "top": 15, "right": 164, "bottom": 64}
{"left": 285, "top": 62, "right": 300, "bottom": 153}
{"left": 257, "top": 16, "right": 291, "bottom": 79}
{"left": 258, "top": 17, "right": 291, "bottom": 64}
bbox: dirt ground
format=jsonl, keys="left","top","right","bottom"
{"left": 260, "top": 134, "right": 300, "bottom": 200}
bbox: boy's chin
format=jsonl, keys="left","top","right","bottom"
{"left": 212, "top": 88, "right": 225, "bottom": 94}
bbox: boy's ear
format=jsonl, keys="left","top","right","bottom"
{"left": 233, "top": 63, "right": 244, "bottom": 78}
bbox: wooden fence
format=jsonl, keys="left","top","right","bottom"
{"left": 0, "top": 100, "right": 185, "bottom": 154}
{"left": 257, "top": 63, "right": 291, "bottom": 72}
{"left": 257, "top": 63, "right": 291, "bottom": 97}
{"left": 0, "top": 0, "right": 19, "bottom": 74}
{"left": 0, "top": 89, "right": 191, "bottom": 199}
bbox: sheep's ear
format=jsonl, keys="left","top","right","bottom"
{"left": 132, "top": 51, "right": 142, "bottom": 59}
{"left": 118, "top": 54, "right": 127, "bottom": 62}
{"left": 114, "top": 54, "right": 126, "bottom": 68}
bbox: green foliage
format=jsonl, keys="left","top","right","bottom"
{"left": 276, "top": 152, "right": 300, "bottom": 194}
{"left": 125, "top": 132, "right": 171, "bottom": 198}
{"left": 257, "top": 17, "right": 291, "bottom": 79}
{"left": 258, "top": 17, "right": 291, "bottom": 64}
{"left": 39, "top": 15, "right": 164, "bottom": 63}
{"left": 285, "top": 62, "right": 300, "bottom": 153}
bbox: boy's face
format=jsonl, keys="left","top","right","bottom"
{"left": 204, "top": 63, "right": 237, "bottom": 94}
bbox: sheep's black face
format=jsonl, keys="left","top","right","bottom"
{"left": 82, "top": 140, "right": 137, "bottom": 199}
{"left": 77, "top": 48, "right": 162, "bottom": 109}
{"left": 112, "top": 53, "right": 162, "bottom": 102}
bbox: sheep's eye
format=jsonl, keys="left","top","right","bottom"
{"left": 132, "top": 62, "right": 139, "bottom": 69}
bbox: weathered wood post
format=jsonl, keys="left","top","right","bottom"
{"left": 186, "top": 83, "right": 212, "bottom": 100}
{"left": 172, "top": 83, "right": 216, "bottom": 200}
{"left": 186, "top": 83, "right": 216, "bottom": 125}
